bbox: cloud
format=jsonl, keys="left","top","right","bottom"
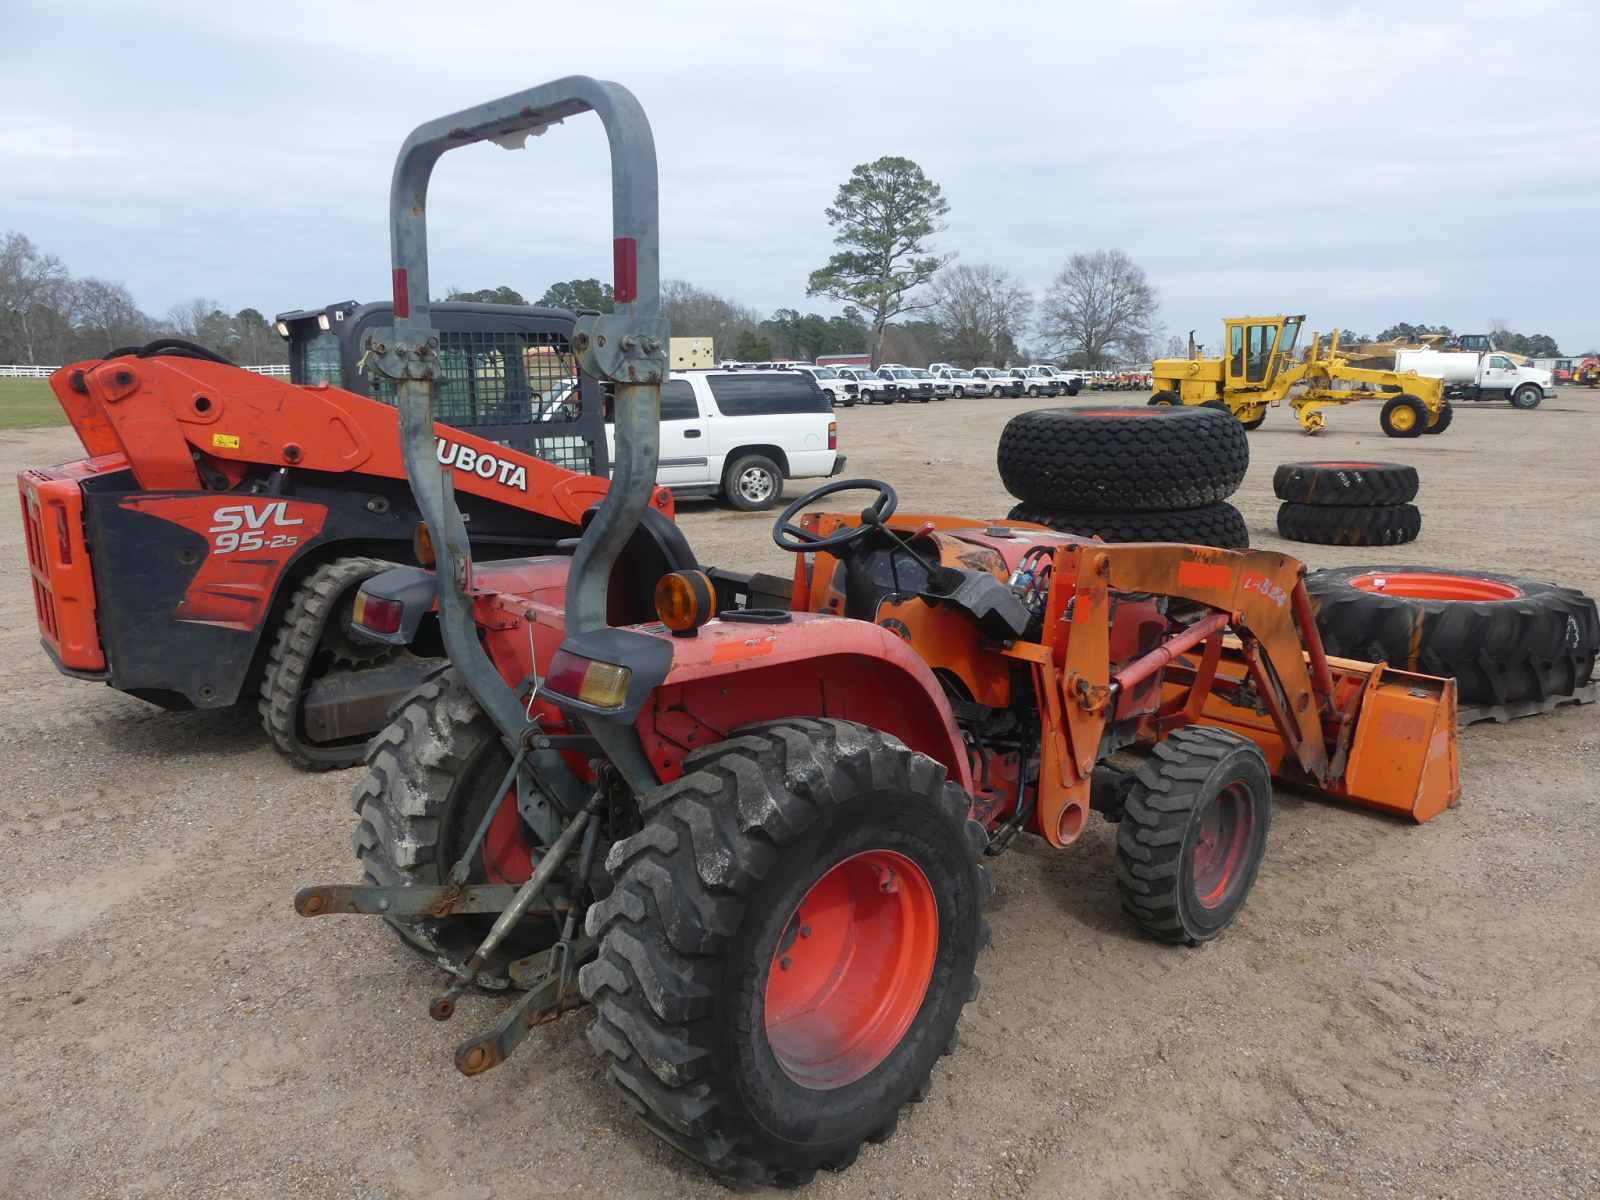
{"left": 5, "top": 0, "right": 1598, "bottom": 349}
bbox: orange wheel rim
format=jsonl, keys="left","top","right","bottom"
{"left": 763, "top": 849, "right": 938, "bottom": 1090}
{"left": 1349, "top": 571, "right": 1521, "bottom": 601}
{"left": 1192, "top": 783, "right": 1253, "bottom": 909}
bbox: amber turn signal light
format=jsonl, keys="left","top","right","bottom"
{"left": 413, "top": 521, "right": 436, "bottom": 568}
{"left": 654, "top": 569, "right": 716, "bottom": 636}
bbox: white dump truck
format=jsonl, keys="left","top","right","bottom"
{"left": 1394, "top": 348, "right": 1555, "bottom": 410}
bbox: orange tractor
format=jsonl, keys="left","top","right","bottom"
{"left": 296, "top": 77, "right": 1462, "bottom": 1187}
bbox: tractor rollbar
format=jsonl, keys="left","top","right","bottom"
{"left": 371, "top": 76, "right": 668, "bottom": 791}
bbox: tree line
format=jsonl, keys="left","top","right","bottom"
{"left": 0, "top": 231, "right": 287, "bottom": 366}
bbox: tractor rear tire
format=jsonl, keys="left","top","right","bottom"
{"left": 259, "top": 556, "right": 413, "bottom": 770}
{"left": 1007, "top": 501, "right": 1249, "bottom": 549}
{"left": 996, "top": 405, "right": 1249, "bottom": 511}
{"left": 1272, "top": 461, "right": 1420, "bottom": 506}
{"left": 1305, "top": 565, "right": 1599, "bottom": 711}
{"left": 1379, "top": 394, "right": 1428, "bottom": 438}
{"left": 1276, "top": 501, "right": 1421, "bottom": 546}
{"left": 582, "top": 719, "right": 990, "bottom": 1188}
{"left": 351, "top": 669, "right": 556, "bottom": 989}
{"left": 1424, "top": 402, "right": 1453, "bottom": 434}
{"left": 1115, "top": 727, "right": 1271, "bottom": 944}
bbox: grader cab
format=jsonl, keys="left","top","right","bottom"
{"left": 1152, "top": 315, "right": 1453, "bottom": 436}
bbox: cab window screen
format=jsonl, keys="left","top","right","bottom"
{"left": 299, "top": 332, "right": 343, "bottom": 386}
{"left": 706, "top": 373, "right": 829, "bottom": 415}
{"left": 1246, "top": 325, "right": 1274, "bottom": 382}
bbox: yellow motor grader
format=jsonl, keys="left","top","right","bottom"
{"left": 1151, "top": 316, "right": 1451, "bottom": 437}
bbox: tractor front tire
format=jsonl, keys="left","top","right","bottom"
{"left": 1148, "top": 390, "right": 1179, "bottom": 407}
{"left": 1115, "top": 727, "right": 1271, "bottom": 944}
{"left": 582, "top": 719, "right": 990, "bottom": 1188}
{"left": 352, "top": 669, "right": 554, "bottom": 988}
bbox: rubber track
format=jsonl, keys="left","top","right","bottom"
{"left": 347, "top": 667, "right": 521, "bottom": 988}
{"left": 579, "top": 718, "right": 992, "bottom": 1188}
{"left": 996, "top": 405, "right": 1248, "bottom": 511}
{"left": 258, "top": 556, "right": 396, "bottom": 770}
{"left": 1113, "top": 727, "right": 1269, "bottom": 945}
{"left": 1276, "top": 502, "right": 1421, "bottom": 546}
{"left": 1306, "top": 565, "right": 1599, "bottom": 708}
{"left": 1272, "top": 461, "right": 1420, "bottom": 505}
{"left": 1007, "top": 501, "right": 1249, "bottom": 549}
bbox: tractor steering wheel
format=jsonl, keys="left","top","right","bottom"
{"left": 772, "top": 478, "right": 899, "bottom": 553}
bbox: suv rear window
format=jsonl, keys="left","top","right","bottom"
{"left": 661, "top": 379, "right": 699, "bottom": 421}
{"left": 706, "top": 373, "right": 829, "bottom": 415}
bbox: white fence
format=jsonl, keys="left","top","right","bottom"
{"left": 2, "top": 363, "right": 290, "bottom": 379}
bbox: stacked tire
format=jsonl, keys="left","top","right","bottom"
{"left": 1273, "top": 460, "right": 1421, "bottom": 547}
{"left": 998, "top": 406, "right": 1250, "bottom": 549}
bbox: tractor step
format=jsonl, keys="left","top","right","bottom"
{"left": 300, "top": 658, "right": 439, "bottom": 743}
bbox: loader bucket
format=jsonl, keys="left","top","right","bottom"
{"left": 1179, "top": 651, "right": 1460, "bottom": 823}
{"left": 1323, "top": 659, "right": 1460, "bottom": 822}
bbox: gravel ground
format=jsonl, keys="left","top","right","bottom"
{"left": 2, "top": 387, "right": 1597, "bottom": 1199}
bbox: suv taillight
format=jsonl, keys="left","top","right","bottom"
{"left": 828, "top": 421, "right": 837, "bottom": 450}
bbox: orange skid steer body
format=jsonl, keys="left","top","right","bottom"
{"left": 789, "top": 511, "right": 1460, "bottom": 837}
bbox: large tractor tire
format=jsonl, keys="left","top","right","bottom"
{"left": 1007, "top": 501, "right": 1249, "bottom": 549}
{"left": 351, "top": 670, "right": 556, "bottom": 988}
{"left": 996, "top": 406, "right": 1249, "bottom": 511}
{"left": 1305, "top": 565, "right": 1599, "bottom": 712}
{"left": 1276, "top": 501, "right": 1421, "bottom": 546}
{"left": 582, "top": 719, "right": 990, "bottom": 1188}
{"left": 1115, "top": 727, "right": 1272, "bottom": 944}
{"left": 1272, "top": 461, "right": 1420, "bottom": 506}
{"left": 1424, "top": 402, "right": 1454, "bottom": 434}
{"left": 259, "top": 556, "right": 423, "bottom": 770}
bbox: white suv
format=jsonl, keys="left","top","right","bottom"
{"left": 605, "top": 370, "right": 844, "bottom": 510}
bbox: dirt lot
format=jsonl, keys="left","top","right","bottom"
{"left": 3, "top": 389, "right": 1597, "bottom": 1200}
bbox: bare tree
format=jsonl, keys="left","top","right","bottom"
{"left": 0, "top": 231, "right": 70, "bottom": 363}
{"left": 1038, "top": 250, "right": 1159, "bottom": 368}
{"left": 1163, "top": 334, "right": 1186, "bottom": 358}
{"left": 71, "top": 278, "right": 149, "bottom": 354}
{"left": 928, "top": 264, "right": 1032, "bottom": 368}
{"left": 660, "top": 279, "right": 762, "bottom": 360}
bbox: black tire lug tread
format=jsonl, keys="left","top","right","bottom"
{"left": 1276, "top": 501, "right": 1421, "bottom": 547}
{"left": 1306, "top": 565, "right": 1599, "bottom": 709}
{"left": 997, "top": 406, "right": 1248, "bottom": 511}
{"left": 1007, "top": 501, "right": 1249, "bottom": 549}
{"left": 581, "top": 719, "right": 990, "bottom": 1187}
{"left": 1272, "top": 461, "right": 1419, "bottom": 505}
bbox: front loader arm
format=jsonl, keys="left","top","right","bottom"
{"left": 1020, "top": 542, "right": 1333, "bottom": 847}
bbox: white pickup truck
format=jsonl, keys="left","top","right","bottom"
{"left": 1394, "top": 349, "right": 1555, "bottom": 409}
{"left": 606, "top": 370, "right": 844, "bottom": 510}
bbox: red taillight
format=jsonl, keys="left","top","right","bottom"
{"left": 352, "top": 590, "right": 403, "bottom": 635}
{"left": 51, "top": 503, "right": 72, "bottom": 565}
{"left": 545, "top": 648, "right": 631, "bottom": 710}
{"left": 828, "top": 420, "right": 837, "bottom": 450}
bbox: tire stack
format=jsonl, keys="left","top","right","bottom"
{"left": 1273, "top": 461, "right": 1421, "bottom": 547}
{"left": 997, "top": 406, "right": 1250, "bottom": 549}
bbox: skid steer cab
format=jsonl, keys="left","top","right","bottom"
{"left": 295, "top": 75, "right": 1462, "bottom": 1190}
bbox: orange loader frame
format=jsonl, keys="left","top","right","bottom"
{"left": 792, "top": 511, "right": 1460, "bottom": 841}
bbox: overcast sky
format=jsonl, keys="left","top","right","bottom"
{"left": 6, "top": 0, "right": 1598, "bottom": 353}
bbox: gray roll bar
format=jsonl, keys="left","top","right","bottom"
{"left": 367, "top": 77, "right": 669, "bottom": 790}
